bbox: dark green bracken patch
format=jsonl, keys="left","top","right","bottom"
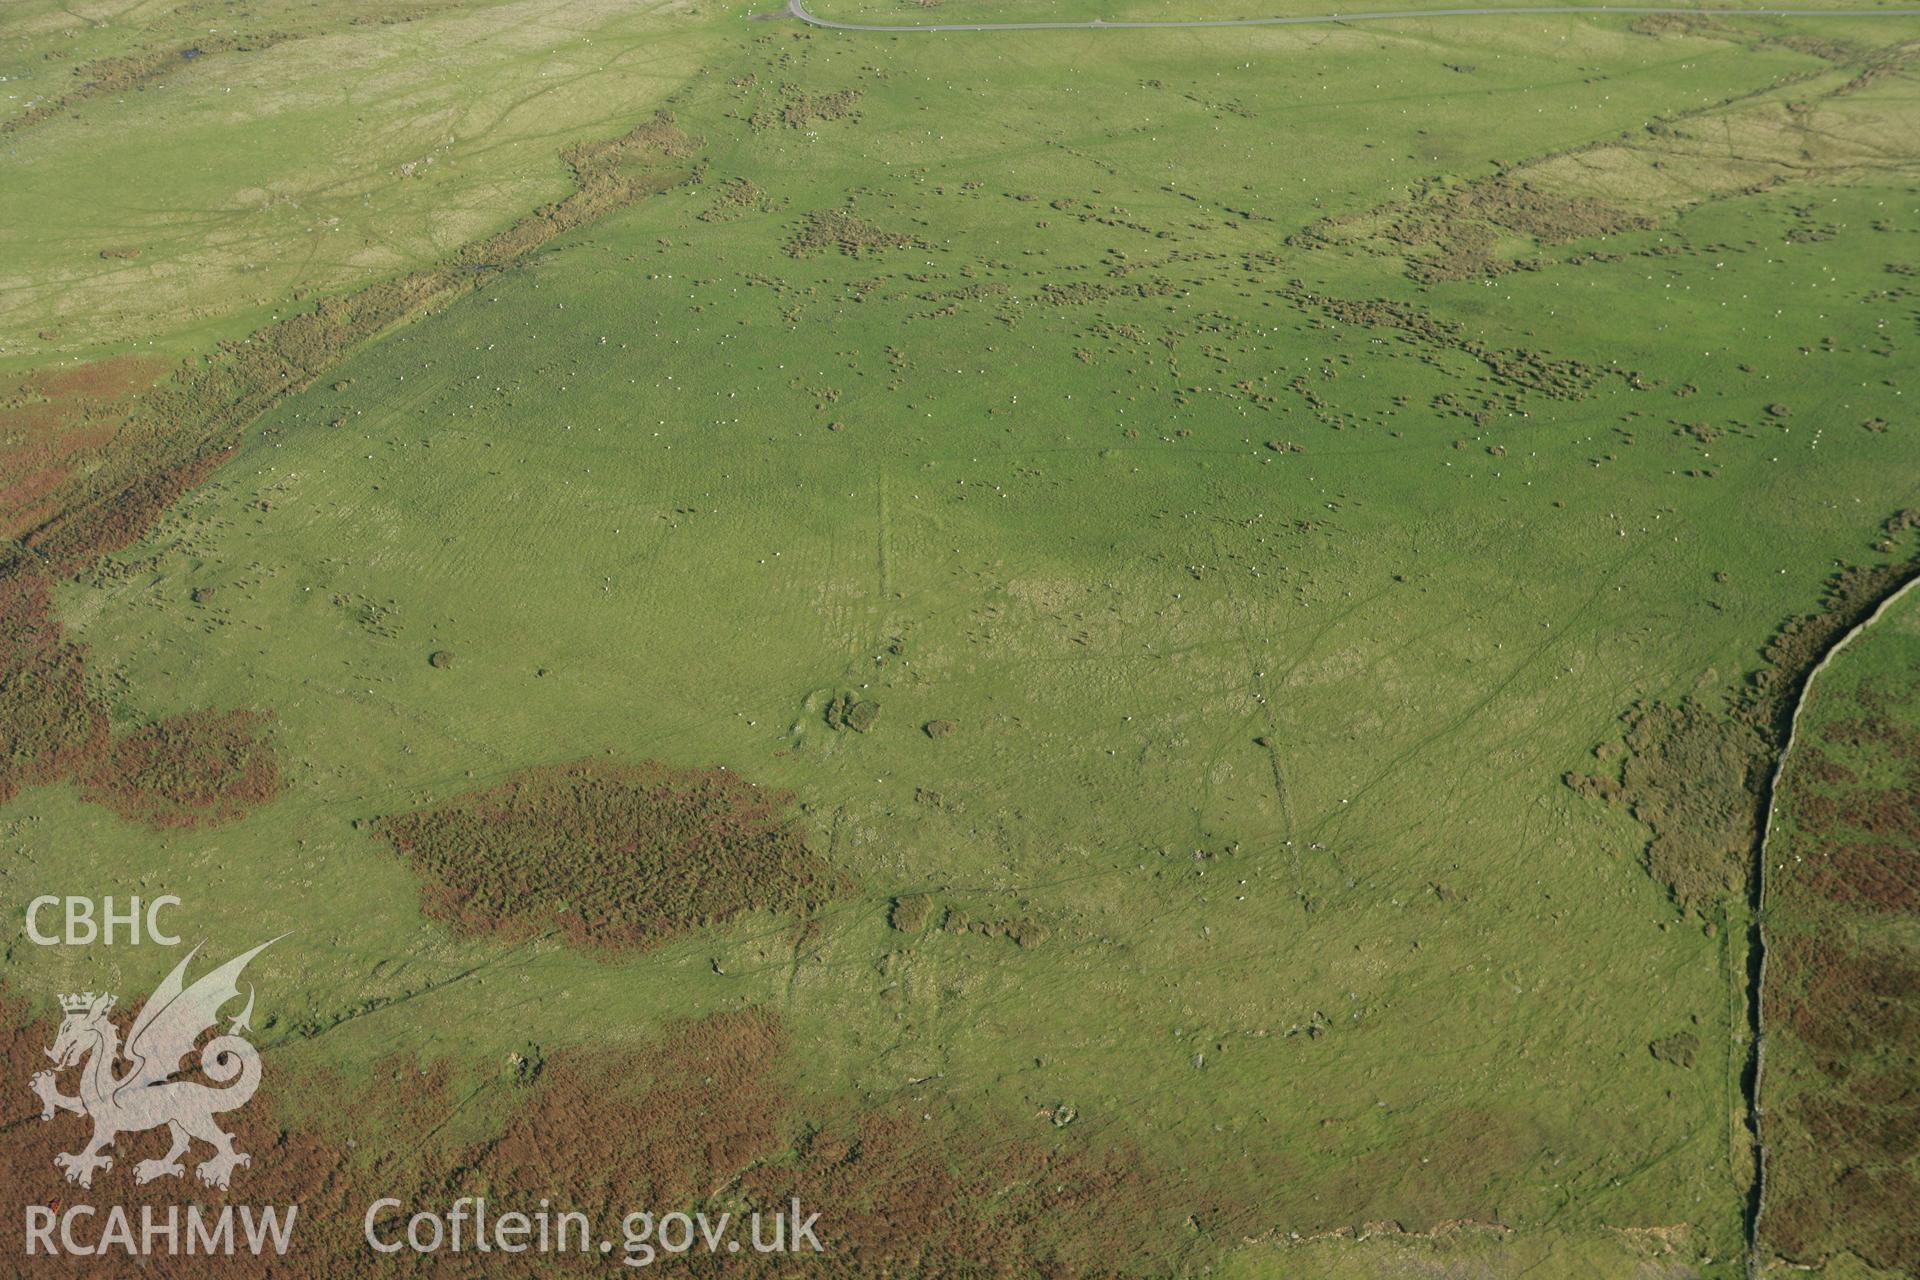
{"left": 377, "top": 759, "right": 839, "bottom": 951}
{"left": 1566, "top": 697, "right": 1767, "bottom": 913}
{"left": 1621, "top": 699, "right": 1769, "bottom": 914}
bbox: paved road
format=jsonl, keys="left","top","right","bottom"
{"left": 786, "top": 0, "right": 1919, "bottom": 30}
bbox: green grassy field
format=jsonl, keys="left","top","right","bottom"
{"left": 788, "top": 0, "right": 1920, "bottom": 28}
{"left": 0, "top": 0, "right": 718, "bottom": 366}
{"left": 4, "top": 0, "right": 1919, "bottom": 1275}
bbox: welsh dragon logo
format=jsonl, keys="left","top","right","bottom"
{"left": 30, "top": 938, "right": 279, "bottom": 1190}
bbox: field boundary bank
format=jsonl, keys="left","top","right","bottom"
{"left": 1745, "top": 570, "right": 1920, "bottom": 1278}
{"left": 782, "top": 0, "right": 1920, "bottom": 30}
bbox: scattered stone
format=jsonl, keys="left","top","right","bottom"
{"left": 1007, "top": 918, "right": 1049, "bottom": 948}
{"left": 786, "top": 209, "right": 926, "bottom": 260}
{"left": 750, "top": 87, "right": 863, "bottom": 132}
{"left": 1650, "top": 1032, "right": 1699, "bottom": 1068}
{"left": 825, "top": 692, "right": 880, "bottom": 732}
{"left": 1562, "top": 770, "right": 1623, "bottom": 802}
{"left": 889, "top": 895, "right": 934, "bottom": 932}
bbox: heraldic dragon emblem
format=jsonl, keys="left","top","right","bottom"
{"left": 29, "top": 938, "right": 279, "bottom": 1190}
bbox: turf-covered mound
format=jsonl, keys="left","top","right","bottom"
{"left": 378, "top": 759, "right": 838, "bottom": 951}
{"left": 79, "top": 708, "right": 280, "bottom": 830}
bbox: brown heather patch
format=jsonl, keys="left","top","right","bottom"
{"left": 1793, "top": 839, "right": 1920, "bottom": 913}
{"left": 0, "top": 566, "right": 273, "bottom": 829}
{"left": 472, "top": 1010, "right": 790, "bottom": 1216}
{"left": 377, "top": 759, "right": 840, "bottom": 952}
{"left": 15, "top": 355, "right": 170, "bottom": 402}
{"left": 1763, "top": 1144, "right": 1919, "bottom": 1276}
{"left": 1782, "top": 694, "right": 1920, "bottom": 913}
{"left": 78, "top": 709, "right": 281, "bottom": 831}
{"left": 0, "top": 986, "right": 376, "bottom": 1279}
{"left": 0, "top": 993, "right": 750, "bottom": 1278}
{"left": 735, "top": 1102, "right": 1185, "bottom": 1278}
{"left": 1, "top": 997, "right": 1211, "bottom": 1277}
{"left": 1630, "top": 12, "right": 1738, "bottom": 37}
{"left": 1759, "top": 623, "right": 1920, "bottom": 1271}
{"left": 1762, "top": 936, "right": 1920, "bottom": 1273}
{"left": 1465, "top": 180, "right": 1654, "bottom": 245}
{"left": 1796, "top": 1084, "right": 1920, "bottom": 1165}
{"left": 466, "top": 1011, "right": 1199, "bottom": 1277}
{"left": 0, "top": 355, "right": 169, "bottom": 541}
{"left": 0, "top": 571, "right": 108, "bottom": 808}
